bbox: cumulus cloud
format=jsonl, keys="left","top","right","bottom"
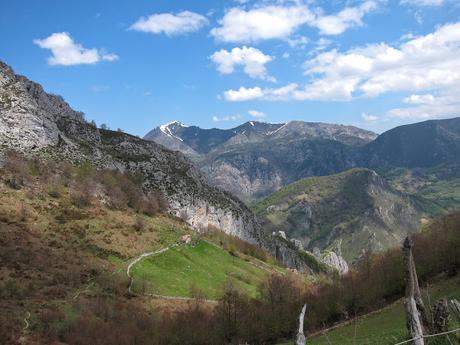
{"left": 223, "top": 22, "right": 460, "bottom": 103}
{"left": 210, "top": 2, "right": 379, "bottom": 43}
{"left": 210, "top": 5, "right": 314, "bottom": 42}
{"left": 210, "top": 46, "right": 275, "bottom": 81}
{"left": 212, "top": 114, "right": 242, "bottom": 122}
{"left": 34, "top": 32, "right": 118, "bottom": 66}
{"left": 130, "top": 11, "right": 208, "bottom": 35}
{"left": 387, "top": 90, "right": 460, "bottom": 120}
{"left": 224, "top": 86, "right": 265, "bottom": 101}
{"left": 248, "top": 110, "right": 266, "bottom": 119}
{"left": 314, "top": 1, "right": 379, "bottom": 35}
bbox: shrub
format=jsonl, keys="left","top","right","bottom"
{"left": 3, "top": 150, "right": 27, "bottom": 188}
{"left": 133, "top": 215, "right": 146, "bottom": 232}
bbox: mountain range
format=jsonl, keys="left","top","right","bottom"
{"left": 145, "top": 118, "right": 460, "bottom": 202}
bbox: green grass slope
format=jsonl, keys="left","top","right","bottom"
{"left": 131, "top": 240, "right": 284, "bottom": 299}
{"left": 278, "top": 275, "right": 460, "bottom": 345}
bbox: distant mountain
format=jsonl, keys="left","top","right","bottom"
{"left": 144, "top": 121, "right": 285, "bottom": 155}
{"left": 253, "top": 168, "right": 424, "bottom": 262}
{"left": 145, "top": 120, "right": 377, "bottom": 155}
{"left": 145, "top": 120, "right": 377, "bottom": 200}
{"left": 361, "top": 117, "right": 460, "bottom": 168}
{"left": 145, "top": 117, "right": 460, "bottom": 202}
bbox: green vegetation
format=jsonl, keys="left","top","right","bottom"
{"left": 277, "top": 276, "right": 460, "bottom": 345}
{"left": 252, "top": 169, "right": 364, "bottom": 215}
{"left": 379, "top": 164, "right": 460, "bottom": 216}
{"left": 417, "top": 178, "right": 460, "bottom": 213}
{"left": 131, "top": 240, "right": 276, "bottom": 299}
{"left": 253, "top": 167, "right": 422, "bottom": 261}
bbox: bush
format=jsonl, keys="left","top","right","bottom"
{"left": 3, "top": 150, "right": 27, "bottom": 188}
{"left": 133, "top": 215, "right": 146, "bottom": 232}
{"left": 141, "top": 196, "right": 159, "bottom": 217}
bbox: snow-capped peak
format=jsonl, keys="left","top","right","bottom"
{"left": 159, "top": 121, "right": 187, "bottom": 141}
{"left": 266, "top": 122, "right": 288, "bottom": 136}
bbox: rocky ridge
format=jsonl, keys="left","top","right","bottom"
{"left": 145, "top": 120, "right": 377, "bottom": 201}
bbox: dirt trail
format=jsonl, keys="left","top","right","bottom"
{"left": 126, "top": 244, "right": 178, "bottom": 294}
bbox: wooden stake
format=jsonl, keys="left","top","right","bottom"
{"left": 403, "top": 237, "right": 425, "bottom": 345}
{"left": 295, "top": 304, "right": 307, "bottom": 345}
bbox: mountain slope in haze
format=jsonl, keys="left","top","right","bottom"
{"left": 145, "top": 121, "right": 377, "bottom": 200}
{"left": 253, "top": 168, "right": 424, "bottom": 262}
{"left": 362, "top": 117, "right": 460, "bottom": 168}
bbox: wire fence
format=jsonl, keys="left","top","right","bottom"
{"left": 309, "top": 325, "right": 460, "bottom": 345}
{"left": 393, "top": 327, "right": 460, "bottom": 345}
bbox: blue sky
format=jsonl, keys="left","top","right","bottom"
{"left": 1, "top": 0, "right": 459, "bottom": 136}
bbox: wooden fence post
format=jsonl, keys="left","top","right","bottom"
{"left": 432, "top": 299, "right": 449, "bottom": 333}
{"left": 450, "top": 299, "right": 460, "bottom": 321}
{"left": 295, "top": 304, "right": 307, "bottom": 345}
{"left": 403, "top": 237, "right": 425, "bottom": 345}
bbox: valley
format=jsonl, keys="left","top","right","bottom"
{"left": 1, "top": 59, "right": 460, "bottom": 345}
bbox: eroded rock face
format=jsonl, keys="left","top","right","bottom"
{"left": 321, "top": 251, "right": 349, "bottom": 274}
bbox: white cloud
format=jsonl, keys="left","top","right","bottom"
{"left": 222, "top": 22, "right": 460, "bottom": 103}
{"left": 400, "top": 0, "right": 444, "bottom": 7}
{"left": 248, "top": 110, "right": 266, "bottom": 119}
{"left": 223, "top": 79, "right": 358, "bottom": 102}
{"left": 314, "top": 1, "right": 379, "bottom": 35}
{"left": 387, "top": 90, "right": 460, "bottom": 119}
{"left": 212, "top": 114, "right": 242, "bottom": 122}
{"left": 210, "top": 2, "right": 380, "bottom": 43}
{"left": 224, "top": 86, "right": 265, "bottom": 101}
{"left": 403, "top": 94, "right": 435, "bottom": 104}
{"left": 210, "top": 5, "right": 315, "bottom": 42}
{"left": 361, "top": 113, "right": 379, "bottom": 122}
{"left": 34, "top": 32, "right": 118, "bottom": 66}
{"left": 210, "top": 46, "right": 275, "bottom": 81}
{"left": 130, "top": 11, "right": 208, "bottom": 35}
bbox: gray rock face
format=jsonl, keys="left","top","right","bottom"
{"left": 0, "top": 61, "right": 260, "bottom": 244}
{"left": 320, "top": 251, "right": 349, "bottom": 274}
